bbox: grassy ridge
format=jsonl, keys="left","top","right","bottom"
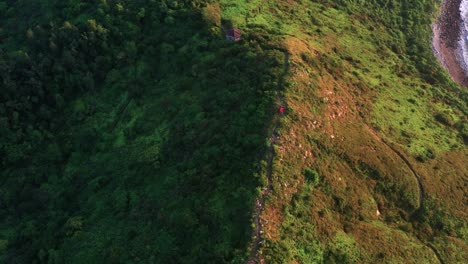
{"left": 217, "top": 0, "right": 467, "bottom": 263}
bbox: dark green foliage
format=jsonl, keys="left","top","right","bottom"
{"left": 434, "top": 111, "right": 456, "bottom": 127}
{"left": 415, "top": 147, "right": 436, "bottom": 162}
{"left": 415, "top": 198, "right": 465, "bottom": 238}
{"left": 304, "top": 168, "right": 320, "bottom": 186}
{"left": 0, "top": 0, "right": 284, "bottom": 263}
{"left": 458, "top": 121, "right": 468, "bottom": 143}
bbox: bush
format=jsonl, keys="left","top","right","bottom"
{"left": 416, "top": 147, "right": 436, "bottom": 162}
{"left": 304, "top": 168, "right": 320, "bottom": 186}
{"left": 202, "top": 2, "right": 221, "bottom": 27}
{"left": 457, "top": 121, "right": 468, "bottom": 143}
{"left": 435, "top": 111, "right": 456, "bottom": 127}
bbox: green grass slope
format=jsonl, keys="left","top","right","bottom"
{"left": 222, "top": 0, "right": 466, "bottom": 263}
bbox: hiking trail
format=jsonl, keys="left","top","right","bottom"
{"left": 246, "top": 51, "right": 289, "bottom": 264}
{"left": 365, "top": 125, "right": 424, "bottom": 212}
{"left": 365, "top": 125, "right": 444, "bottom": 264}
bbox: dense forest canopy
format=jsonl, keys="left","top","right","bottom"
{"left": 0, "top": 0, "right": 285, "bottom": 262}
{"left": 1, "top": 0, "right": 466, "bottom": 263}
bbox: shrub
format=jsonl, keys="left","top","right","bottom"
{"left": 457, "top": 121, "right": 468, "bottom": 143}
{"left": 416, "top": 147, "right": 436, "bottom": 162}
{"left": 304, "top": 168, "right": 320, "bottom": 186}
{"left": 435, "top": 111, "right": 455, "bottom": 127}
{"left": 202, "top": 2, "right": 221, "bottom": 27}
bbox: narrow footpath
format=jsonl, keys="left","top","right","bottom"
{"left": 365, "top": 125, "right": 444, "bottom": 264}
{"left": 246, "top": 51, "right": 290, "bottom": 264}
{"left": 365, "top": 125, "right": 424, "bottom": 212}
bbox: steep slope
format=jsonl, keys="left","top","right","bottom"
{"left": 0, "top": 1, "right": 283, "bottom": 262}
{"left": 219, "top": 0, "right": 467, "bottom": 263}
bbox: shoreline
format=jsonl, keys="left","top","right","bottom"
{"left": 432, "top": 0, "right": 468, "bottom": 86}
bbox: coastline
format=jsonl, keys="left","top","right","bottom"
{"left": 432, "top": 0, "right": 468, "bottom": 86}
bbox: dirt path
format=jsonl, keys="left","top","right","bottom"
{"left": 424, "top": 241, "right": 446, "bottom": 264}
{"left": 365, "top": 125, "right": 445, "bottom": 264}
{"left": 364, "top": 125, "right": 424, "bottom": 213}
{"left": 246, "top": 51, "right": 290, "bottom": 264}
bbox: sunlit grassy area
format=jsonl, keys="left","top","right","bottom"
{"left": 219, "top": 0, "right": 467, "bottom": 263}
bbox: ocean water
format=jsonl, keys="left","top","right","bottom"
{"left": 459, "top": 0, "right": 468, "bottom": 72}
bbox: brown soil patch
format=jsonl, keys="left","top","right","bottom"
{"left": 260, "top": 31, "right": 466, "bottom": 263}
{"left": 260, "top": 204, "right": 282, "bottom": 241}
{"left": 351, "top": 221, "right": 440, "bottom": 263}
{"left": 259, "top": 37, "right": 321, "bottom": 244}
{"left": 418, "top": 150, "right": 468, "bottom": 218}
{"left": 285, "top": 37, "right": 317, "bottom": 60}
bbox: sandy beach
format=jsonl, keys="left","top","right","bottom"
{"left": 432, "top": 0, "right": 468, "bottom": 86}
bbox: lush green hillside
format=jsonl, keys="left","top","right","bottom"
{"left": 0, "top": 0, "right": 466, "bottom": 263}
{"left": 0, "top": 0, "right": 285, "bottom": 262}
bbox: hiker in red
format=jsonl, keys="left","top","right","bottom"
{"left": 279, "top": 106, "right": 286, "bottom": 114}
